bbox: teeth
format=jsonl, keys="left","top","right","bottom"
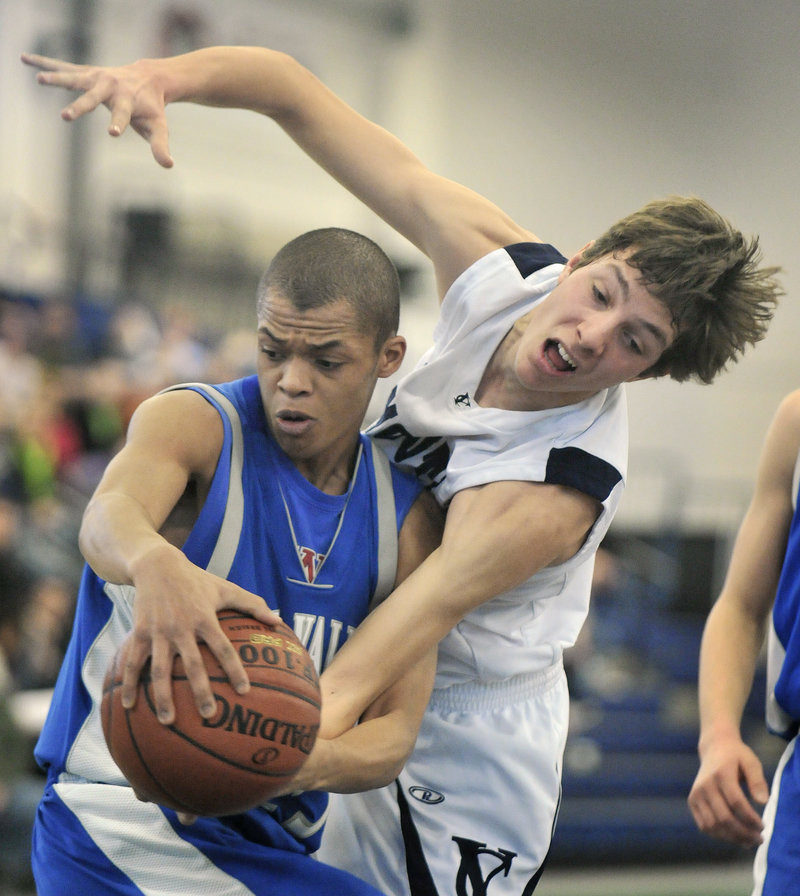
{"left": 557, "top": 343, "right": 576, "bottom": 370}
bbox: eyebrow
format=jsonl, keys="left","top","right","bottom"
{"left": 611, "top": 264, "right": 670, "bottom": 349}
{"left": 258, "top": 324, "right": 344, "bottom": 352}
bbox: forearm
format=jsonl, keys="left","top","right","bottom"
{"left": 297, "top": 648, "right": 434, "bottom": 793}
{"left": 697, "top": 595, "right": 767, "bottom": 756}
{"left": 156, "top": 47, "right": 304, "bottom": 117}
{"left": 321, "top": 549, "right": 460, "bottom": 736}
{"left": 321, "top": 534, "right": 559, "bottom": 735}
{"left": 25, "top": 47, "right": 531, "bottom": 286}
{"left": 290, "top": 713, "right": 414, "bottom": 794}
{"left": 79, "top": 491, "right": 181, "bottom": 585}
{"left": 157, "top": 48, "right": 429, "bottom": 240}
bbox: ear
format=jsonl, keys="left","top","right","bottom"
{"left": 376, "top": 334, "right": 406, "bottom": 378}
{"left": 557, "top": 241, "right": 594, "bottom": 283}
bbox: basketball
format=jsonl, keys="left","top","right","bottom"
{"left": 101, "top": 611, "right": 321, "bottom": 816}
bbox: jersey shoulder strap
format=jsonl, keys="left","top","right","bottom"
{"left": 369, "top": 438, "right": 398, "bottom": 610}
{"left": 158, "top": 382, "right": 245, "bottom": 580}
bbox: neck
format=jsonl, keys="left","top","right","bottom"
{"left": 474, "top": 324, "right": 534, "bottom": 410}
{"left": 295, "top": 440, "right": 361, "bottom": 495}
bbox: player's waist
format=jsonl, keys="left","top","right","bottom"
{"left": 429, "top": 660, "right": 564, "bottom": 713}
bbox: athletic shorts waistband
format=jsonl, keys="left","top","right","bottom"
{"left": 429, "top": 661, "right": 564, "bottom": 713}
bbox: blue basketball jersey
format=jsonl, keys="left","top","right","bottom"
{"left": 33, "top": 376, "right": 422, "bottom": 873}
{"left": 768, "top": 449, "right": 800, "bottom": 737}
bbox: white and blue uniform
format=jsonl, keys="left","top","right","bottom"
{"left": 755, "top": 448, "right": 800, "bottom": 896}
{"left": 32, "top": 376, "right": 422, "bottom": 896}
{"left": 319, "top": 244, "right": 628, "bottom": 895}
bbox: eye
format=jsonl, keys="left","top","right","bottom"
{"left": 593, "top": 286, "right": 608, "bottom": 306}
{"left": 624, "top": 332, "right": 643, "bottom": 355}
{"left": 315, "top": 358, "right": 342, "bottom": 371}
{"left": 260, "top": 345, "right": 282, "bottom": 361}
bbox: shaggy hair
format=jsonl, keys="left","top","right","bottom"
{"left": 576, "top": 196, "right": 782, "bottom": 383}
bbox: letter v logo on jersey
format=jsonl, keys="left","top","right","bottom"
{"left": 298, "top": 546, "right": 325, "bottom": 584}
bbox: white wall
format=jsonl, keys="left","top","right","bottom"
{"left": 3, "top": 0, "right": 799, "bottom": 532}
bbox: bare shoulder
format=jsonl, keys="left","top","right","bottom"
{"left": 124, "top": 387, "right": 225, "bottom": 474}
{"left": 774, "top": 389, "right": 800, "bottom": 432}
{"left": 128, "top": 387, "right": 222, "bottom": 428}
{"left": 744, "top": 390, "right": 800, "bottom": 517}
{"left": 763, "top": 390, "right": 800, "bottom": 475}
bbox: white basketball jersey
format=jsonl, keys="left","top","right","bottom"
{"left": 368, "top": 243, "right": 628, "bottom": 684}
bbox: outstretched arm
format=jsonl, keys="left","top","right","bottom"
{"left": 22, "top": 47, "right": 536, "bottom": 298}
{"left": 80, "top": 389, "right": 277, "bottom": 724}
{"left": 688, "top": 391, "right": 800, "bottom": 847}
{"left": 288, "top": 647, "right": 437, "bottom": 795}
{"left": 320, "top": 478, "right": 599, "bottom": 737}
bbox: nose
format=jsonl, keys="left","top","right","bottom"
{"left": 576, "top": 314, "right": 611, "bottom": 356}
{"left": 278, "top": 356, "right": 313, "bottom": 395}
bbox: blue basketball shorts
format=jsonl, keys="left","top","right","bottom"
{"left": 33, "top": 780, "right": 386, "bottom": 896}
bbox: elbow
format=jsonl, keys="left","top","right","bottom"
{"left": 370, "top": 753, "right": 410, "bottom": 789}
{"left": 380, "top": 729, "right": 418, "bottom": 783}
{"left": 364, "top": 727, "right": 418, "bottom": 790}
{"left": 373, "top": 767, "right": 404, "bottom": 789}
{"left": 77, "top": 502, "right": 98, "bottom": 563}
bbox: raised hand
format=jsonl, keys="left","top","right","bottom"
{"left": 21, "top": 52, "right": 175, "bottom": 167}
{"left": 688, "top": 734, "right": 769, "bottom": 847}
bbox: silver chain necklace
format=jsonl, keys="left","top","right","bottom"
{"left": 276, "top": 443, "right": 363, "bottom": 589}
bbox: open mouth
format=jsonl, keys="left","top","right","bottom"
{"left": 544, "top": 340, "right": 576, "bottom": 372}
{"left": 275, "top": 409, "right": 313, "bottom": 434}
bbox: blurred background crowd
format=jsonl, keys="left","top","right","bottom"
{"left": 0, "top": 285, "right": 259, "bottom": 890}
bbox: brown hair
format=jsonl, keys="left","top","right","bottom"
{"left": 257, "top": 228, "right": 400, "bottom": 350}
{"left": 576, "top": 197, "right": 782, "bottom": 383}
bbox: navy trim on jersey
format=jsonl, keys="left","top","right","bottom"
{"left": 545, "top": 446, "right": 622, "bottom": 503}
{"left": 504, "top": 243, "right": 567, "bottom": 278}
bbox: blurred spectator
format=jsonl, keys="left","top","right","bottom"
{"left": 31, "top": 298, "right": 96, "bottom": 370}
{"left": 0, "top": 498, "right": 76, "bottom": 688}
{"left": 14, "top": 575, "right": 74, "bottom": 692}
{"left": 0, "top": 517, "right": 39, "bottom": 891}
{"left": 108, "top": 299, "right": 163, "bottom": 390}
{"left": 205, "top": 327, "right": 257, "bottom": 383}
{"left": 0, "top": 526, "right": 32, "bottom": 693}
{"left": 156, "top": 302, "right": 211, "bottom": 383}
{"left": 0, "top": 298, "right": 43, "bottom": 432}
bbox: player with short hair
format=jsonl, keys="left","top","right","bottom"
{"left": 688, "top": 390, "right": 800, "bottom": 895}
{"left": 30, "top": 227, "right": 443, "bottom": 896}
{"left": 23, "top": 47, "right": 782, "bottom": 893}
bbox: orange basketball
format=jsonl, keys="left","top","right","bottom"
{"left": 101, "top": 611, "right": 321, "bottom": 816}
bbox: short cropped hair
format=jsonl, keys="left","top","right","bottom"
{"left": 257, "top": 228, "right": 400, "bottom": 350}
{"left": 576, "top": 196, "right": 782, "bottom": 383}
